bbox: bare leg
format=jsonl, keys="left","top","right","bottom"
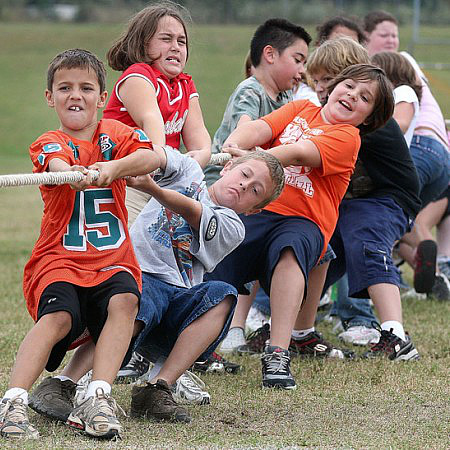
{"left": 61, "top": 340, "right": 95, "bottom": 382}
{"left": 91, "top": 293, "right": 138, "bottom": 384}
{"left": 269, "top": 248, "right": 305, "bottom": 349}
{"left": 293, "top": 262, "right": 329, "bottom": 330}
{"left": 151, "top": 296, "right": 234, "bottom": 385}
{"left": 368, "top": 283, "right": 402, "bottom": 324}
{"left": 229, "top": 282, "right": 258, "bottom": 329}
{"left": 437, "top": 215, "right": 450, "bottom": 256}
{"left": 9, "top": 311, "right": 72, "bottom": 390}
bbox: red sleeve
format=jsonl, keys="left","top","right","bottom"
{"left": 115, "top": 63, "right": 158, "bottom": 97}
{"left": 29, "top": 132, "right": 74, "bottom": 173}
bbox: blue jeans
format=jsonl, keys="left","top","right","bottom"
{"left": 135, "top": 273, "right": 237, "bottom": 361}
{"left": 330, "top": 275, "right": 378, "bottom": 328}
{"left": 410, "top": 135, "right": 450, "bottom": 207}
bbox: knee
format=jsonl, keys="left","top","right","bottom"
{"left": 39, "top": 311, "right": 72, "bottom": 337}
{"left": 108, "top": 293, "right": 139, "bottom": 319}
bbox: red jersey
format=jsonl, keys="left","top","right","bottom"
{"left": 23, "top": 119, "right": 150, "bottom": 320}
{"left": 103, "top": 64, "right": 198, "bottom": 149}
{"left": 263, "top": 100, "right": 360, "bottom": 252}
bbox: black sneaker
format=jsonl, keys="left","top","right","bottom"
{"left": 236, "top": 323, "right": 271, "bottom": 355}
{"left": 261, "top": 345, "right": 296, "bottom": 390}
{"left": 363, "top": 329, "right": 419, "bottom": 361}
{"left": 289, "top": 331, "right": 355, "bottom": 359}
{"left": 29, "top": 377, "right": 76, "bottom": 422}
{"left": 414, "top": 240, "right": 437, "bottom": 293}
{"left": 192, "top": 351, "right": 241, "bottom": 374}
{"left": 429, "top": 273, "right": 450, "bottom": 301}
{"left": 115, "top": 351, "right": 150, "bottom": 384}
{"left": 130, "top": 379, "right": 191, "bottom": 423}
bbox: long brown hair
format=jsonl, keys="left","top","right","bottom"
{"left": 107, "top": 1, "right": 190, "bottom": 72}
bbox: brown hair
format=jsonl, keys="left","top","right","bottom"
{"left": 107, "top": 1, "right": 190, "bottom": 72}
{"left": 47, "top": 48, "right": 106, "bottom": 92}
{"left": 230, "top": 150, "right": 285, "bottom": 209}
{"left": 307, "top": 37, "right": 370, "bottom": 77}
{"left": 371, "top": 52, "right": 422, "bottom": 102}
{"left": 315, "top": 16, "right": 366, "bottom": 46}
{"left": 363, "top": 10, "right": 398, "bottom": 34}
{"left": 327, "top": 63, "right": 394, "bottom": 135}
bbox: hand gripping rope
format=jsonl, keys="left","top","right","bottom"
{"left": 0, "top": 152, "right": 232, "bottom": 188}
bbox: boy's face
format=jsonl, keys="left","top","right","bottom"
{"left": 271, "top": 39, "right": 309, "bottom": 92}
{"left": 366, "top": 20, "right": 399, "bottom": 56}
{"left": 46, "top": 67, "right": 107, "bottom": 139}
{"left": 323, "top": 78, "right": 377, "bottom": 127}
{"left": 310, "top": 69, "right": 335, "bottom": 105}
{"left": 212, "top": 159, "right": 274, "bottom": 215}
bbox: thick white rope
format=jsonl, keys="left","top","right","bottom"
{"left": 0, "top": 153, "right": 232, "bottom": 188}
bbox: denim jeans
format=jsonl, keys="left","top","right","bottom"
{"left": 410, "top": 135, "right": 450, "bottom": 207}
{"left": 330, "top": 274, "right": 378, "bottom": 328}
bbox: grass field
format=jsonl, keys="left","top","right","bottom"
{"left": 0, "top": 22, "right": 449, "bottom": 449}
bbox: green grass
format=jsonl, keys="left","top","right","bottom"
{"left": 0, "top": 23, "right": 449, "bottom": 448}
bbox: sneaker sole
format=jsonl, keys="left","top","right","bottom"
{"left": 28, "top": 398, "right": 70, "bottom": 422}
{"left": 414, "top": 240, "right": 437, "bottom": 293}
{"left": 262, "top": 381, "right": 297, "bottom": 390}
{"left": 66, "top": 416, "right": 121, "bottom": 439}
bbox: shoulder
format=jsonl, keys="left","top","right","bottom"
{"left": 394, "top": 85, "right": 418, "bottom": 102}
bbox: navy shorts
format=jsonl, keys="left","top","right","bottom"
{"left": 437, "top": 185, "right": 450, "bottom": 219}
{"left": 135, "top": 273, "right": 237, "bottom": 361}
{"left": 205, "top": 210, "right": 324, "bottom": 297}
{"left": 325, "top": 197, "right": 410, "bottom": 298}
{"left": 37, "top": 271, "right": 140, "bottom": 372}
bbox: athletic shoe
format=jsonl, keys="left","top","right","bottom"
{"left": 115, "top": 351, "right": 151, "bottom": 384}
{"left": 236, "top": 323, "right": 271, "bottom": 355}
{"left": 29, "top": 377, "right": 76, "bottom": 422}
{"left": 0, "top": 396, "right": 39, "bottom": 439}
{"left": 245, "top": 305, "right": 270, "bottom": 333}
{"left": 430, "top": 273, "right": 450, "bottom": 301}
{"left": 437, "top": 258, "right": 450, "bottom": 279}
{"left": 289, "top": 331, "right": 354, "bottom": 359}
{"left": 74, "top": 370, "right": 92, "bottom": 406}
{"left": 362, "top": 329, "right": 419, "bottom": 361}
{"left": 130, "top": 379, "right": 190, "bottom": 423}
{"left": 414, "top": 240, "right": 437, "bottom": 293}
{"left": 67, "top": 388, "right": 124, "bottom": 439}
{"left": 261, "top": 345, "right": 296, "bottom": 390}
{"left": 219, "top": 327, "right": 246, "bottom": 354}
{"left": 192, "top": 351, "right": 241, "bottom": 374}
{"left": 172, "top": 371, "right": 210, "bottom": 405}
{"left": 338, "top": 325, "right": 380, "bottom": 346}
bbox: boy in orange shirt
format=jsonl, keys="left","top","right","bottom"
{"left": 207, "top": 64, "right": 394, "bottom": 389}
{"left": 0, "top": 49, "right": 159, "bottom": 440}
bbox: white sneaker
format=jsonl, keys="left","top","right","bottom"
{"left": 219, "top": 327, "right": 246, "bottom": 353}
{"left": 74, "top": 370, "right": 92, "bottom": 406}
{"left": 339, "top": 326, "right": 380, "bottom": 346}
{"left": 172, "top": 371, "right": 210, "bottom": 405}
{"left": 245, "top": 305, "right": 270, "bottom": 333}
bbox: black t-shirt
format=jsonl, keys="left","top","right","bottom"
{"left": 347, "top": 118, "right": 421, "bottom": 218}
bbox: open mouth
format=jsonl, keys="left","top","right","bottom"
{"left": 166, "top": 56, "right": 180, "bottom": 63}
{"left": 69, "top": 106, "right": 82, "bottom": 112}
{"left": 339, "top": 100, "right": 352, "bottom": 111}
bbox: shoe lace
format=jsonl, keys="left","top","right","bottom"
{"left": 178, "top": 371, "right": 206, "bottom": 393}
{"left": 246, "top": 323, "right": 270, "bottom": 351}
{"left": 84, "top": 389, "right": 126, "bottom": 418}
{"left": 1, "top": 396, "right": 28, "bottom": 423}
{"left": 127, "top": 352, "right": 148, "bottom": 374}
{"left": 368, "top": 328, "right": 397, "bottom": 353}
{"left": 262, "top": 351, "right": 290, "bottom": 374}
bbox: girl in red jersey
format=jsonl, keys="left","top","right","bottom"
{"left": 103, "top": 2, "right": 211, "bottom": 223}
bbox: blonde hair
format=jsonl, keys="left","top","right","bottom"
{"left": 307, "top": 37, "right": 370, "bottom": 77}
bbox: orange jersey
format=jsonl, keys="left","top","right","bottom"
{"left": 263, "top": 100, "right": 360, "bottom": 252}
{"left": 24, "top": 119, "right": 149, "bottom": 320}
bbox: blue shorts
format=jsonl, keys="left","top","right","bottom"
{"left": 326, "top": 197, "right": 410, "bottom": 298}
{"left": 205, "top": 210, "right": 324, "bottom": 297}
{"left": 135, "top": 273, "right": 237, "bottom": 361}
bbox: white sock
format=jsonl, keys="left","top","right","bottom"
{"left": 3, "top": 388, "right": 28, "bottom": 404}
{"left": 86, "top": 380, "right": 111, "bottom": 398}
{"left": 55, "top": 375, "right": 74, "bottom": 383}
{"left": 292, "top": 327, "right": 315, "bottom": 339}
{"left": 381, "top": 321, "right": 405, "bottom": 341}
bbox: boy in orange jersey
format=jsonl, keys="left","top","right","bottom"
{"left": 0, "top": 49, "right": 160, "bottom": 440}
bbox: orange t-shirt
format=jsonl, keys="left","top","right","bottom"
{"left": 23, "top": 119, "right": 149, "bottom": 320}
{"left": 263, "top": 100, "right": 360, "bottom": 252}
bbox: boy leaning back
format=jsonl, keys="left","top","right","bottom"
{"left": 0, "top": 49, "right": 160, "bottom": 440}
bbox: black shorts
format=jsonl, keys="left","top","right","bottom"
{"left": 37, "top": 271, "right": 140, "bottom": 372}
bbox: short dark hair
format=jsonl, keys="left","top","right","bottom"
{"left": 363, "top": 10, "right": 398, "bottom": 34}
{"left": 250, "top": 18, "right": 311, "bottom": 67}
{"left": 47, "top": 49, "right": 106, "bottom": 92}
{"left": 371, "top": 52, "right": 422, "bottom": 102}
{"left": 315, "top": 16, "right": 366, "bottom": 46}
{"left": 327, "top": 63, "right": 394, "bottom": 135}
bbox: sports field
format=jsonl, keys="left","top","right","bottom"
{"left": 0, "top": 23, "right": 449, "bottom": 448}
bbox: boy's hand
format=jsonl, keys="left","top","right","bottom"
{"left": 186, "top": 149, "right": 210, "bottom": 168}
{"left": 126, "top": 174, "right": 155, "bottom": 193}
{"left": 68, "top": 165, "right": 92, "bottom": 191}
{"left": 221, "top": 143, "right": 251, "bottom": 159}
{"left": 88, "top": 161, "right": 118, "bottom": 187}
